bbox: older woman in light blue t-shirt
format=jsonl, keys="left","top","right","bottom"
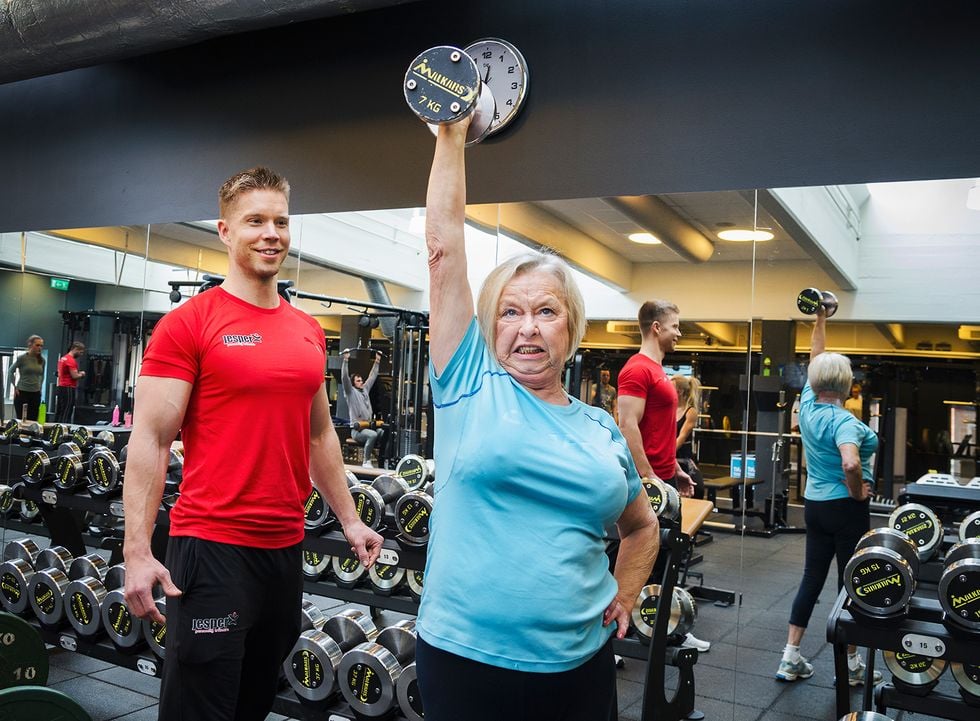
{"left": 417, "top": 117, "right": 660, "bottom": 721}
{"left": 776, "top": 306, "right": 880, "bottom": 687}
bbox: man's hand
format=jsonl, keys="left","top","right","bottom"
{"left": 123, "top": 555, "right": 181, "bottom": 625}
{"left": 343, "top": 520, "right": 384, "bottom": 569}
{"left": 602, "top": 592, "right": 631, "bottom": 639}
{"left": 342, "top": 351, "right": 350, "bottom": 362}
{"left": 675, "top": 466, "right": 695, "bottom": 497}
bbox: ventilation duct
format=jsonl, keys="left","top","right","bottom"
{"left": 362, "top": 278, "right": 397, "bottom": 339}
{"left": 0, "top": 0, "right": 417, "bottom": 86}
{"left": 602, "top": 196, "right": 714, "bottom": 263}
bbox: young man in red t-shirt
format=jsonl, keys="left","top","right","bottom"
{"left": 122, "top": 167, "right": 383, "bottom": 721}
{"left": 54, "top": 341, "right": 86, "bottom": 423}
{"left": 618, "top": 299, "right": 710, "bottom": 652}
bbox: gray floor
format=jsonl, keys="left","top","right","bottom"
{"left": 5, "top": 510, "right": 960, "bottom": 720}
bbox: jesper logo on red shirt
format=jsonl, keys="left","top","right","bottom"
{"left": 222, "top": 333, "right": 262, "bottom": 346}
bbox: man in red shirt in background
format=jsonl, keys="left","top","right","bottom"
{"left": 55, "top": 341, "right": 86, "bottom": 423}
{"left": 617, "top": 299, "right": 709, "bottom": 654}
{"left": 123, "top": 167, "right": 383, "bottom": 721}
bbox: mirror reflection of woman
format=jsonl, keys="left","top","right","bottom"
{"left": 7, "top": 334, "right": 45, "bottom": 421}
{"left": 672, "top": 375, "right": 705, "bottom": 500}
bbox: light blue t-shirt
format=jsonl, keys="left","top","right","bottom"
{"left": 799, "top": 382, "right": 878, "bottom": 501}
{"left": 417, "top": 318, "right": 642, "bottom": 672}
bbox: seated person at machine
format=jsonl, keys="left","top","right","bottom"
{"left": 341, "top": 350, "right": 384, "bottom": 468}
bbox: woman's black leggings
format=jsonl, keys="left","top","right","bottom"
{"left": 789, "top": 496, "right": 870, "bottom": 628}
{"left": 415, "top": 634, "right": 616, "bottom": 721}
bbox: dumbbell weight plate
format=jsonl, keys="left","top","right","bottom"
{"left": 46, "top": 423, "right": 69, "bottom": 446}
{"left": 396, "top": 661, "right": 424, "bottom": 721}
{"left": 368, "top": 562, "right": 405, "bottom": 595}
{"left": 22, "top": 449, "right": 50, "bottom": 485}
{"left": 883, "top": 650, "right": 946, "bottom": 687}
{"left": 144, "top": 598, "right": 167, "bottom": 658}
{"left": 0, "top": 559, "right": 35, "bottom": 615}
{"left": 890, "top": 504, "right": 942, "bottom": 561}
{"left": 0, "top": 488, "right": 16, "bottom": 518}
{"left": 642, "top": 479, "right": 681, "bottom": 521}
{"left": 843, "top": 546, "right": 915, "bottom": 617}
{"left": 394, "top": 455, "right": 432, "bottom": 490}
{"left": 394, "top": 490, "right": 433, "bottom": 546}
{"left": 0, "top": 611, "right": 50, "bottom": 688}
{"left": 36, "top": 546, "right": 74, "bottom": 575}
{"left": 285, "top": 629, "right": 344, "bottom": 702}
{"left": 302, "top": 550, "right": 332, "bottom": 580}
{"left": 404, "top": 46, "right": 480, "bottom": 123}
{"left": 331, "top": 554, "right": 366, "bottom": 587}
{"left": 339, "top": 641, "right": 404, "bottom": 716}
{"left": 18, "top": 501, "right": 40, "bottom": 522}
{"left": 65, "top": 577, "right": 107, "bottom": 637}
{"left": 70, "top": 426, "right": 91, "bottom": 449}
{"left": 69, "top": 554, "right": 108, "bottom": 583}
{"left": 406, "top": 570, "right": 424, "bottom": 601}
{"left": 2, "top": 539, "right": 40, "bottom": 568}
{"left": 630, "top": 585, "right": 697, "bottom": 639}
{"left": 951, "top": 662, "right": 980, "bottom": 698}
{"left": 300, "top": 599, "right": 326, "bottom": 633}
{"left": 304, "top": 487, "right": 330, "bottom": 529}
{"left": 855, "top": 528, "right": 920, "bottom": 577}
{"left": 53, "top": 453, "right": 84, "bottom": 491}
{"left": 960, "top": 511, "right": 980, "bottom": 543}
{"left": 104, "top": 564, "right": 125, "bottom": 592}
{"left": 101, "top": 588, "right": 144, "bottom": 650}
{"left": 937, "top": 543, "right": 980, "bottom": 631}
{"left": 28, "top": 568, "right": 70, "bottom": 626}
{"left": 88, "top": 447, "right": 122, "bottom": 495}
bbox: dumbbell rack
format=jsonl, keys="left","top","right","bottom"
{"left": 826, "top": 590, "right": 980, "bottom": 720}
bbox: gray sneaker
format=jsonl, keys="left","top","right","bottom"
{"left": 847, "top": 659, "right": 883, "bottom": 686}
{"left": 776, "top": 656, "right": 814, "bottom": 682}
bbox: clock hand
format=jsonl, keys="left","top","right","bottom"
{"left": 483, "top": 64, "right": 491, "bottom": 84}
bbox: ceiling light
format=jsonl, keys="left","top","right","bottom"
{"left": 967, "top": 180, "right": 980, "bottom": 210}
{"left": 628, "top": 232, "right": 661, "bottom": 244}
{"left": 717, "top": 229, "right": 774, "bottom": 242}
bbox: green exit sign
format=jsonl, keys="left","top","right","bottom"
{"left": 50, "top": 277, "right": 70, "bottom": 291}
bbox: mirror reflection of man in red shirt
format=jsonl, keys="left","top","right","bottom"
{"left": 55, "top": 341, "right": 86, "bottom": 423}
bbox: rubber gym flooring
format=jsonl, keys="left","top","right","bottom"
{"left": 8, "top": 508, "right": 952, "bottom": 721}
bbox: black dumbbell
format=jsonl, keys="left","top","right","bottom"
{"left": 394, "top": 488, "right": 433, "bottom": 546}
{"left": 394, "top": 454, "right": 435, "bottom": 490}
{"left": 960, "top": 511, "right": 980, "bottom": 543}
{"left": 889, "top": 503, "right": 943, "bottom": 562}
{"left": 368, "top": 558, "right": 406, "bottom": 596}
{"left": 642, "top": 478, "right": 681, "bottom": 522}
{"left": 938, "top": 538, "right": 980, "bottom": 632}
{"left": 844, "top": 527, "right": 919, "bottom": 617}
{"left": 70, "top": 426, "right": 115, "bottom": 452}
{"left": 331, "top": 553, "right": 367, "bottom": 589}
{"left": 64, "top": 558, "right": 121, "bottom": 638}
{"left": 630, "top": 584, "right": 697, "bottom": 641}
{"left": 797, "top": 287, "right": 839, "bottom": 317}
{"left": 304, "top": 472, "right": 360, "bottom": 530}
{"left": 18, "top": 499, "right": 41, "bottom": 522}
{"left": 0, "top": 484, "right": 18, "bottom": 519}
{"left": 52, "top": 442, "right": 86, "bottom": 492}
{"left": 0, "top": 418, "right": 20, "bottom": 442}
{"left": 22, "top": 441, "right": 83, "bottom": 487}
{"left": 283, "top": 608, "right": 379, "bottom": 703}
{"left": 43, "top": 423, "right": 70, "bottom": 448}
{"left": 396, "top": 661, "right": 424, "bottom": 721}
{"left": 883, "top": 650, "right": 947, "bottom": 696}
{"left": 339, "top": 619, "right": 417, "bottom": 717}
{"left": 8, "top": 420, "right": 45, "bottom": 447}
{"left": 301, "top": 550, "right": 333, "bottom": 581}
{"left": 350, "top": 474, "right": 412, "bottom": 531}
{"left": 88, "top": 447, "right": 125, "bottom": 496}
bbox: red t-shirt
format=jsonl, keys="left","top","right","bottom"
{"left": 58, "top": 353, "right": 79, "bottom": 387}
{"left": 617, "top": 353, "right": 678, "bottom": 479}
{"left": 139, "top": 286, "right": 326, "bottom": 548}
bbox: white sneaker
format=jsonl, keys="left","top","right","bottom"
{"left": 681, "top": 632, "right": 711, "bottom": 653}
{"left": 362, "top": 459, "right": 374, "bottom": 468}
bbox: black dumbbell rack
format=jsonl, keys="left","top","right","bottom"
{"left": 826, "top": 589, "right": 980, "bottom": 720}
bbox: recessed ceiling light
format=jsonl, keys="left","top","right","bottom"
{"left": 717, "top": 229, "right": 774, "bottom": 242}
{"left": 628, "top": 232, "right": 662, "bottom": 244}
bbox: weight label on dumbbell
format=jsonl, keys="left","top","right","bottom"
{"left": 894, "top": 651, "right": 932, "bottom": 672}
{"left": 851, "top": 559, "right": 906, "bottom": 607}
{"left": 404, "top": 47, "right": 480, "bottom": 124}
{"left": 642, "top": 480, "right": 665, "bottom": 515}
{"left": 347, "top": 662, "right": 383, "bottom": 704}
{"left": 397, "top": 498, "right": 430, "bottom": 539}
{"left": 894, "top": 511, "right": 934, "bottom": 546}
{"left": 292, "top": 649, "right": 325, "bottom": 690}
{"left": 108, "top": 601, "right": 133, "bottom": 636}
{"left": 379, "top": 548, "right": 400, "bottom": 566}
{"left": 352, "top": 489, "right": 378, "bottom": 528}
{"left": 944, "top": 569, "right": 980, "bottom": 622}
{"left": 396, "top": 458, "right": 425, "bottom": 488}
{"left": 150, "top": 620, "right": 166, "bottom": 647}
{"left": 373, "top": 564, "right": 397, "bottom": 582}
{"left": 1, "top": 572, "right": 21, "bottom": 604}
{"left": 638, "top": 595, "right": 658, "bottom": 629}
{"left": 304, "top": 551, "right": 323, "bottom": 566}
{"left": 33, "top": 581, "right": 57, "bottom": 615}
{"left": 25, "top": 451, "right": 47, "bottom": 482}
{"left": 69, "top": 591, "right": 93, "bottom": 626}
{"left": 901, "top": 633, "right": 945, "bottom": 658}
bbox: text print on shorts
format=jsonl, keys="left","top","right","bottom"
{"left": 191, "top": 611, "right": 240, "bottom": 634}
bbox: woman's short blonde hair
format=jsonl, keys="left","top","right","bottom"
{"left": 672, "top": 375, "right": 701, "bottom": 412}
{"left": 808, "top": 352, "right": 853, "bottom": 397}
{"left": 476, "top": 250, "right": 587, "bottom": 362}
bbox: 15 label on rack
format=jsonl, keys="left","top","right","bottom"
{"left": 901, "top": 633, "right": 945, "bottom": 657}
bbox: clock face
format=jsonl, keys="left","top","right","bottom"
{"left": 464, "top": 38, "right": 529, "bottom": 135}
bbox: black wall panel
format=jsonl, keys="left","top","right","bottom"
{"left": 1, "top": 0, "right": 978, "bottom": 231}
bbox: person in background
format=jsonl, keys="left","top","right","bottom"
{"left": 592, "top": 367, "right": 619, "bottom": 423}
{"left": 415, "top": 116, "right": 659, "bottom": 721}
{"left": 55, "top": 341, "right": 86, "bottom": 423}
{"left": 776, "top": 305, "right": 881, "bottom": 686}
{"left": 123, "top": 166, "right": 383, "bottom": 721}
{"left": 341, "top": 350, "right": 384, "bottom": 468}
{"left": 672, "top": 375, "right": 705, "bottom": 501}
{"left": 843, "top": 382, "right": 863, "bottom": 419}
{"left": 7, "top": 334, "right": 45, "bottom": 421}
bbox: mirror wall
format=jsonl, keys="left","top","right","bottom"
{"left": 3, "top": 179, "right": 978, "bottom": 720}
